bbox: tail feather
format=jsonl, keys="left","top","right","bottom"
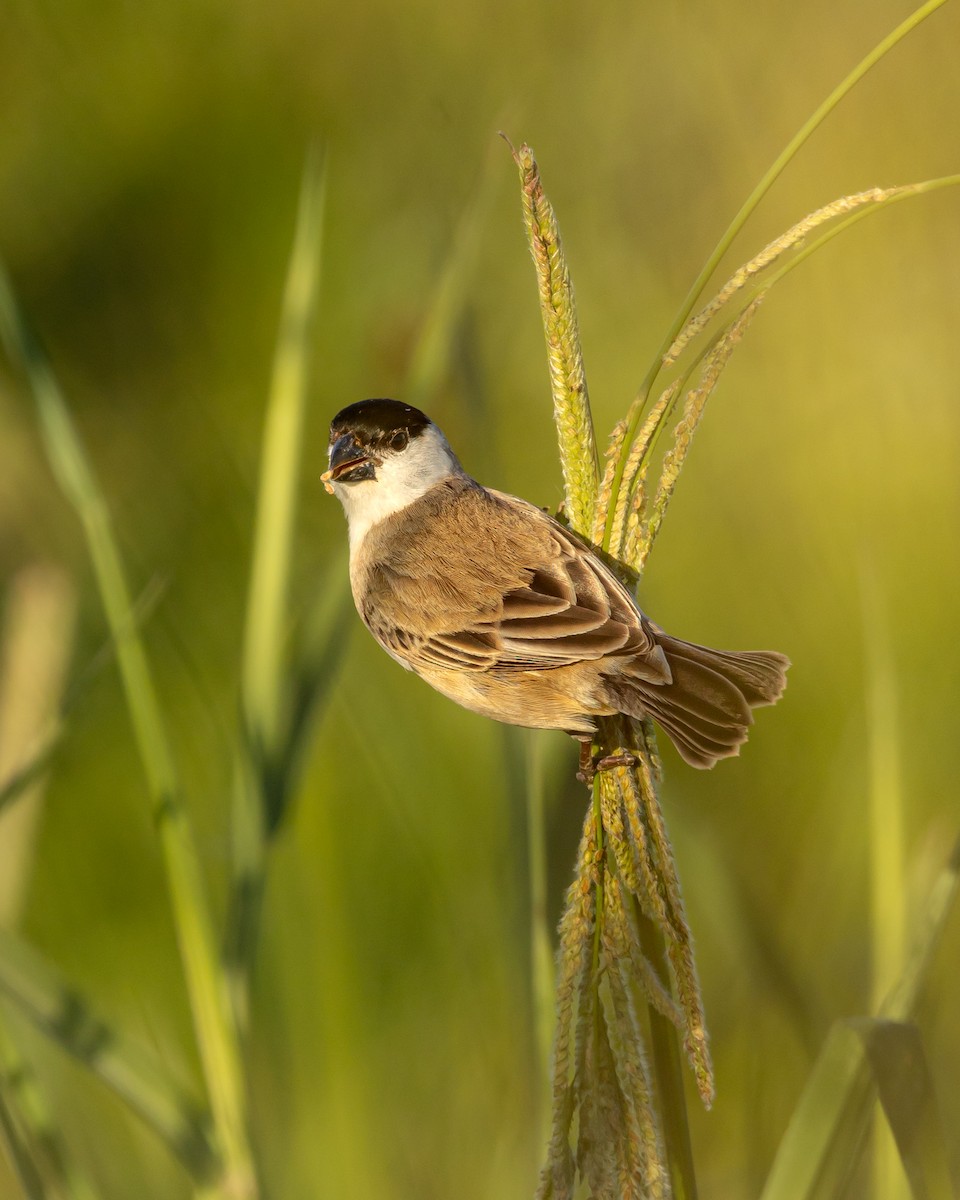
{"left": 603, "top": 635, "right": 789, "bottom": 769}
{"left": 656, "top": 634, "right": 789, "bottom": 707}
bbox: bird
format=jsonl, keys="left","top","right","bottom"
{"left": 322, "top": 398, "right": 789, "bottom": 777}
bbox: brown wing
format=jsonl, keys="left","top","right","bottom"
{"left": 356, "top": 478, "right": 667, "bottom": 679}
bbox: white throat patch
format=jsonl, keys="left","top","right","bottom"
{"left": 332, "top": 423, "right": 462, "bottom": 553}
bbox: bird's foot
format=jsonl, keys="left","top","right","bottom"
{"left": 576, "top": 742, "right": 638, "bottom": 788}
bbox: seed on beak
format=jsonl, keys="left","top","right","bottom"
{"left": 323, "top": 433, "right": 375, "bottom": 491}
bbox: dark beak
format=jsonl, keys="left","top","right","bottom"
{"left": 322, "top": 434, "right": 376, "bottom": 491}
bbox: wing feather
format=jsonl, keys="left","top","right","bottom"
{"left": 355, "top": 479, "right": 667, "bottom": 680}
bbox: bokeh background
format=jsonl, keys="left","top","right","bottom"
{"left": 1, "top": 1, "right": 959, "bottom": 1197}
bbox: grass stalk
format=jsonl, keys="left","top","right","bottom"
{"left": 0, "top": 566, "right": 75, "bottom": 927}
{"left": 513, "top": 7, "right": 955, "bottom": 1191}
{"left": 601, "top": 0, "right": 949, "bottom": 553}
{"left": 0, "top": 268, "right": 256, "bottom": 1198}
{"left": 657, "top": 0, "right": 946, "bottom": 364}
{"left": 508, "top": 139, "right": 598, "bottom": 536}
{"left": 606, "top": 169, "right": 960, "bottom": 567}
{"left": 861, "top": 564, "right": 908, "bottom": 1200}
{"left": 241, "top": 146, "right": 325, "bottom": 757}
{"left": 230, "top": 147, "right": 326, "bottom": 1029}
{"left": 525, "top": 733, "right": 555, "bottom": 1148}
{"left": 637, "top": 915, "right": 698, "bottom": 1200}
{"left": 760, "top": 836, "right": 960, "bottom": 1200}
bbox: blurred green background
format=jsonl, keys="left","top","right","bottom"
{"left": 1, "top": 1, "right": 958, "bottom": 1197}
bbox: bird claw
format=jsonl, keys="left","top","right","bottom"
{"left": 576, "top": 743, "right": 638, "bottom": 788}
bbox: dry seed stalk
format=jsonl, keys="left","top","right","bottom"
{"left": 663, "top": 185, "right": 906, "bottom": 366}
{"left": 607, "top": 382, "right": 679, "bottom": 560}
{"left": 591, "top": 419, "right": 630, "bottom": 545}
{"left": 635, "top": 294, "right": 765, "bottom": 574}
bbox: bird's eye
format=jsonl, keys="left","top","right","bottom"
{"left": 390, "top": 429, "right": 408, "bottom": 451}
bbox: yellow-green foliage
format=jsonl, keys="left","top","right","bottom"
{"left": 0, "top": 3, "right": 958, "bottom": 1199}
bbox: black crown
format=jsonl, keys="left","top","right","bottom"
{"left": 329, "top": 398, "right": 431, "bottom": 447}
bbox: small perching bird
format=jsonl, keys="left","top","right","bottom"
{"left": 323, "top": 399, "right": 789, "bottom": 774}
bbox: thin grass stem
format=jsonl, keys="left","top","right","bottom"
{"left": 0, "top": 267, "right": 255, "bottom": 1199}
{"left": 637, "top": 913, "right": 698, "bottom": 1200}
{"left": 525, "top": 732, "right": 555, "bottom": 1148}
{"left": 860, "top": 563, "right": 908, "bottom": 1200}
{"left": 231, "top": 147, "right": 326, "bottom": 1031}
{"left": 746, "top": 174, "right": 960, "bottom": 299}
{"left": 601, "top": 0, "right": 949, "bottom": 552}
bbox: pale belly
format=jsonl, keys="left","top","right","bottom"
{"left": 412, "top": 660, "right": 610, "bottom": 736}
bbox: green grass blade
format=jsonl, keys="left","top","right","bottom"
{"left": 760, "top": 836, "right": 960, "bottom": 1200}
{"left": 760, "top": 1018, "right": 879, "bottom": 1200}
{"left": 524, "top": 731, "right": 555, "bottom": 1150}
{"left": 278, "top": 567, "right": 354, "bottom": 835}
{"left": 861, "top": 562, "right": 907, "bottom": 1200}
{"left": 0, "top": 1016, "right": 100, "bottom": 1200}
{"left": 0, "top": 266, "right": 256, "bottom": 1198}
{"left": 0, "top": 745, "right": 59, "bottom": 822}
{"left": 637, "top": 913, "right": 699, "bottom": 1200}
{"left": 0, "top": 1072, "right": 49, "bottom": 1200}
{"left": 241, "top": 145, "right": 326, "bottom": 769}
{"left": 0, "top": 929, "right": 215, "bottom": 1180}
{"left": 856, "top": 1019, "right": 957, "bottom": 1200}
{"left": 0, "top": 571, "right": 170, "bottom": 821}
{"left": 228, "top": 149, "right": 326, "bottom": 1028}
{"left": 0, "top": 566, "right": 75, "bottom": 925}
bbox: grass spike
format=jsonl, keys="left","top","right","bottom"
{"left": 601, "top": 0, "right": 950, "bottom": 556}
{"left": 507, "top": 138, "right": 598, "bottom": 535}
{"left": 665, "top": 187, "right": 901, "bottom": 366}
{"left": 635, "top": 295, "right": 765, "bottom": 574}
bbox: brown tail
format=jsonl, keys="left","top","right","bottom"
{"left": 603, "top": 633, "right": 790, "bottom": 768}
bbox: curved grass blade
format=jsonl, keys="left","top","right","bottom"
{"left": 602, "top": 0, "right": 950, "bottom": 553}
{"left": 0, "top": 930, "right": 216, "bottom": 1181}
{"left": 653, "top": 0, "right": 948, "bottom": 371}
{"left": 0, "top": 1078, "right": 49, "bottom": 1200}
{"left": 760, "top": 836, "right": 960, "bottom": 1200}
{"left": 0, "top": 1016, "right": 100, "bottom": 1200}
{"left": 859, "top": 1018, "right": 956, "bottom": 1200}
{"left": 0, "top": 267, "right": 256, "bottom": 1198}
{"left": 746, "top": 174, "right": 960, "bottom": 301}
{"left": 603, "top": 173, "right": 960, "bottom": 569}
